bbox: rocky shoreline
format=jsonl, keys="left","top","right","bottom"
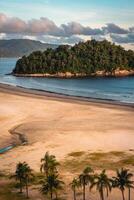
{"left": 13, "top": 70, "right": 134, "bottom": 78}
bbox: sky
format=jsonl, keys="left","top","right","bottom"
{"left": 0, "top": 0, "right": 134, "bottom": 49}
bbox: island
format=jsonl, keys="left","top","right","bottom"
{"left": 12, "top": 40, "right": 134, "bottom": 77}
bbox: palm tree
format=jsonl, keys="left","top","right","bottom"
{"left": 70, "top": 178, "right": 80, "bottom": 200}
{"left": 90, "top": 169, "right": 111, "bottom": 200}
{"left": 11, "top": 162, "right": 26, "bottom": 193}
{"left": 84, "top": 166, "right": 94, "bottom": 193}
{"left": 22, "top": 162, "right": 34, "bottom": 198}
{"left": 40, "top": 174, "right": 64, "bottom": 200}
{"left": 112, "top": 168, "right": 134, "bottom": 200}
{"left": 40, "top": 152, "right": 60, "bottom": 177}
{"left": 79, "top": 166, "right": 94, "bottom": 200}
{"left": 126, "top": 171, "right": 134, "bottom": 200}
{"left": 53, "top": 176, "right": 64, "bottom": 199}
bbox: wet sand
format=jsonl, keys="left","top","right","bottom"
{"left": 0, "top": 83, "right": 134, "bottom": 199}
{"left": 0, "top": 83, "right": 134, "bottom": 172}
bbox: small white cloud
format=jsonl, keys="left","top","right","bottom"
{"left": 22, "top": 35, "right": 37, "bottom": 40}
{"left": 0, "top": 33, "right": 6, "bottom": 39}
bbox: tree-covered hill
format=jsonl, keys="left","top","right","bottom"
{"left": 13, "top": 40, "right": 134, "bottom": 77}
{"left": 0, "top": 39, "right": 58, "bottom": 57}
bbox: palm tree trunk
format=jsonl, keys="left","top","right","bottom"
{"left": 20, "top": 185, "right": 22, "bottom": 193}
{"left": 100, "top": 189, "right": 104, "bottom": 200}
{"left": 55, "top": 191, "right": 58, "bottom": 200}
{"left": 46, "top": 169, "right": 48, "bottom": 178}
{"left": 128, "top": 188, "right": 130, "bottom": 200}
{"left": 88, "top": 183, "right": 91, "bottom": 197}
{"left": 83, "top": 183, "right": 86, "bottom": 200}
{"left": 121, "top": 189, "right": 125, "bottom": 200}
{"left": 25, "top": 180, "right": 29, "bottom": 199}
{"left": 19, "top": 178, "right": 22, "bottom": 193}
{"left": 73, "top": 188, "right": 76, "bottom": 200}
{"left": 106, "top": 187, "right": 109, "bottom": 197}
{"left": 50, "top": 188, "right": 53, "bottom": 200}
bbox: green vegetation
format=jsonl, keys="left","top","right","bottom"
{"left": 1, "top": 152, "right": 134, "bottom": 200}
{"left": 90, "top": 169, "right": 111, "bottom": 200}
{"left": 118, "top": 155, "right": 134, "bottom": 165}
{"left": 40, "top": 151, "right": 60, "bottom": 177}
{"left": 0, "top": 181, "right": 27, "bottom": 200}
{"left": 13, "top": 40, "right": 134, "bottom": 76}
{"left": 40, "top": 174, "right": 64, "bottom": 200}
{"left": 11, "top": 162, "right": 34, "bottom": 198}
{"left": 68, "top": 151, "right": 85, "bottom": 157}
{"left": 61, "top": 151, "right": 134, "bottom": 174}
{"left": 79, "top": 167, "right": 94, "bottom": 200}
{"left": 112, "top": 168, "right": 134, "bottom": 200}
{"left": 40, "top": 152, "right": 64, "bottom": 200}
{"left": 69, "top": 178, "right": 80, "bottom": 200}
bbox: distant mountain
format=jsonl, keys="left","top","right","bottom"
{"left": 0, "top": 39, "right": 58, "bottom": 57}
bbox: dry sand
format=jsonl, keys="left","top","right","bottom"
{"left": 0, "top": 83, "right": 134, "bottom": 172}
{"left": 0, "top": 83, "right": 134, "bottom": 199}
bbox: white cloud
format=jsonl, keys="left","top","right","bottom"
{"left": 22, "top": 35, "right": 37, "bottom": 40}
{"left": 0, "top": 13, "right": 133, "bottom": 50}
{"left": 0, "top": 33, "right": 6, "bottom": 39}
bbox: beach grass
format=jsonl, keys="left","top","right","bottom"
{"left": 0, "top": 180, "right": 27, "bottom": 200}
{"left": 117, "top": 155, "right": 134, "bottom": 166}
{"left": 68, "top": 151, "right": 85, "bottom": 157}
{"left": 61, "top": 151, "right": 134, "bottom": 173}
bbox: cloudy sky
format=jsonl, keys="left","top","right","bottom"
{"left": 0, "top": 0, "right": 134, "bottom": 49}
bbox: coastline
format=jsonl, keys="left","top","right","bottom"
{"left": 0, "top": 81, "right": 134, "bottom": 175}
{"left": 13, "top": 69, "right": 134, "bottom": 78}
{"left": 0, "top": 81, "right": 134, "bottom": 156}
{"left": 0, "top": 82, "right": 134, "bottom": 109}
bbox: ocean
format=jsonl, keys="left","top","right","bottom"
{"left": 0, "top": 57, "right": 134, "bottom": 104}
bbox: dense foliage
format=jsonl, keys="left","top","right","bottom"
{"left": 13, "top": 40, "right": 134, "bottom": 76}
{"left": 10, "top": 152, "right": 134, "bottom": 200}
{"left": 0, "top": 39, "right": 57, "bottom": 57}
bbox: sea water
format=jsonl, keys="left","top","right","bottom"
{"left": 0, "top": 57, "right": 134, "bottom": 104}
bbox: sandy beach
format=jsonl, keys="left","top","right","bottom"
{"left": 0, "top": 83, "right": 134, "bottom": 169}
{"left": 0, "top": 83, "right": 134, "bottom": 199}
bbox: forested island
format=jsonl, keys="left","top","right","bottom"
{"left": 13, "top": 40, "right": 134, "bottom": 77}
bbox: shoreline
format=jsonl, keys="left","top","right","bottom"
{"left": 0, "top": 80, "right": 134, "bottom": 174}
{"left": 13, "top": 69, "right": 134, "bottom": 78}
{"left": 0, "top": 83, "right": 134, "bottom": 110}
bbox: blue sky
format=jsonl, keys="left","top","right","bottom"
{"left": 0, "top": 0, "right": 134, "bottom": 49}
{"left": 0, "top": 0, "right": 134, "bottom": 26}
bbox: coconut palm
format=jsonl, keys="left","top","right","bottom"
{"left": 11, "top": 162, "right": 26, "bottom": 193}
{"left": 79, "top": 166, "right": 94, "bottom": 200}
{"left": 112, "top": 168, "right": 134, "bottom": 200}
{"left": 84, "top": 166, "right": 94, "bottom": 192}
{"left": 40, "top": 174, "right": 64, "bottom": 200}
{"left": 22, "top": 162, "right": 34, "bottom": 198}
{"left": 70, "top": 178, "right": 80, "bottom": 200}
{"left": 90, "top": 169, "right": 111, "bottom": 200}
{"left": 126, "top": 172, "right": 134, "bottom": 200}
{"left": 53, "top": 176, "right": 65, "bottom": 199}
{"left": 40, "top": 152, "right": 60, "bottom": 177}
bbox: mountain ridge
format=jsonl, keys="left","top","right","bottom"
{"left": 0, "top": 39, "right": 58, "bottom": 57}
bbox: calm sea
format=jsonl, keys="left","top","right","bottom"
{"left": 0, "top": 57, "right": 134, "bottom": 103}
